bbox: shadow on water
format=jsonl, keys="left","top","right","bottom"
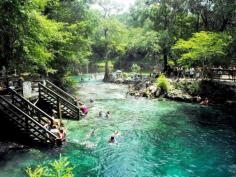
{"left": 176, "top": 104, "right": 236, "bottom": 129}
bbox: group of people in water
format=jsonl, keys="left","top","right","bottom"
{"left": 76, "top": 97, "right": 118, "bottom": 145}
{"left": 43, "top": 118, "right": 66, "bottom": 145}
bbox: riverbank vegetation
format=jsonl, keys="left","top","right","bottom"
{"left": 26, "top": 157, "right": 74, "bottom": 177}
{"left": 1, "top": 0, "right": 235, "bottom": 87}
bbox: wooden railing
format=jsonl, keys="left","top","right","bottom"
{"left": 46, "top": 80, "right": 77, "bottom": 105}
{"left": 211, "top": 69, "right": 236, "bottom": 82}
{"left": 9, "top": 89, "right": 54, "bottom": 126}
{"left": 0, "top": 96, "right": 57, "bottom": 144}
{"left": 39, "top": 83, "right": 80, "bottom": 119}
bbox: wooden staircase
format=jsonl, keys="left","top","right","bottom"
{"left": 0, "top": 80, "right": 80, "bottom": 145}
{"left": 0, "top": 95, "right": 58, "bottom": 145}
{"left": 46, "top": 81, "right": 77, "bottom": 105}
{"left": 38, "top": 82, "right": 80, "bottom": 120}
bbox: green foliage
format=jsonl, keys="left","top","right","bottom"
{"left": 123, "top": 72, "right": 128, "bottom": 78}
{"left": 22, "top": 10, "right": 66, "bottom": 73}
{"left": 156, "top": 74, "right": 170, "bottom": 92}
{"left": 25, "top": 166, "right": 45, "bottom": 177}
{"left": 1, "top": 0, "right": 236, "bottom": 83}
{"left": 131, "top": 64, "right": 141, "bottom": 73}
{"left": 126, "top": 28, "right": 160, "bottom": 57}
{"left": 25, "top": 157, "right": 74, "bottom": 177}
{"left": 175, "top": 81, "right": 200, "bottom": 96}
{"left": 47, "top": 157, "right": 74, "bottom": 177}
{"left": 93, "top": 16, "right": 128, "bottom": 58}
{"left": 0, "top": 0, "right": 92, "bottom": 87}
{"left": 173, "top": 31, "right": 232, "bottom": 66}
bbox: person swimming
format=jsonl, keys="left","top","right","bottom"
{"left": 108, "top": 131, "right": 120, "bottom": 144}
{"left": 200, "top": 97, "right": 209, "bottom": 105}
{"left": 108, "top": 136, "right": 116, "bottom": 143}
{"left": 59, "top": 128, "right": 65, "bottom": 141}
{"left": 98, "top": 111, "right": 103, "bottom": 117}
{"left": 105, "top": 111, "right": 110, "bottom": 118}
{"left": 80, "top": 103, "right": 89, "bottom": 115}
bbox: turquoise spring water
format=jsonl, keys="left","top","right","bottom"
{"left": 0, "top": 75, "right": 236, "bottom": 177}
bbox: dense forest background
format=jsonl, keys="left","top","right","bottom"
{"left": 0, "top": 0, "right": 235, "bottom": 85}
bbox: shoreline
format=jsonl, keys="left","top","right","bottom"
{"left": 106, "top": 76, "right": 236, "bottom": 107}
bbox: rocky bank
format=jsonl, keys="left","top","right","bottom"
{"left": 127, "top": 78, "right": 236, "bottom": 106}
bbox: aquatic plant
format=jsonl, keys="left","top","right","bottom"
{"left": 25, "top": 166, "right": 45, "bottom": 177}
{"left": 156, "top": 74, "right": 170, "bottom": 93}
{"left": 25, "top": 157, "right": 74, "bottom": 177}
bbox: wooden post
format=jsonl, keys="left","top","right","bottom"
{"left": 38, "top": 84, "right": 41, "bottom": 99}
{"left": 77, "top": 108, "right": 80, "bottom": 120}
{"left": 57, "top": 97, "right": 62, "bottom": 120}
{"left": 11, "top": 92, "right": 14, "bottom": 104}
{"left": 25, "top": 117, "right": 29, "bottom": 133}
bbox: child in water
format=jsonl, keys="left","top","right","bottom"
{"left": 108, "top": 131, "right": 120, "bottom": 144}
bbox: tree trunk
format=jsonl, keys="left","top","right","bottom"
{"left": 196, "top": 13, "right": 200, "bottom": 32}
{"left": 103, "top": 60, "right": 109, "bottom": 82}
{"left": 163, "top": 50, "right": 168, "bottom": 72}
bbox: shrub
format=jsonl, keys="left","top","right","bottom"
{"left": 156, "top": 74, "right": 170, "bottom": 93}
{"left": 123, "top": 72, "right": 128, "bottom": 78}
{"left": 25, "top": 157, "right": 74, "bottom": 177}
{"left": 175, "top": 80, "right": 200, "bottom": 95}
{"left": 131, "top": 64, "right": 141, "bottom": 73}
{"left": 187, "top": 81, "right": 200, "bottom": 95}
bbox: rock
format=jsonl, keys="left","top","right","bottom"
{"left": 166, "top": 88, "right": 193, "bottom": 102}
{"left": 149, "top": 85, "right": 157, "bottom": 94}
{"left": 115, "top": 78, "right": 124, "bottom": 84}
{"left": 125, "top": 76, "right": 236, "bottom": 107}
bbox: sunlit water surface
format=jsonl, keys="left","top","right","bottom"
{"left": 0, "top": 75, "right": 236, "bottom": 177}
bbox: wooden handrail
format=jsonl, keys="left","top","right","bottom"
{"left": 9, "top": 89, "right": 54, "bottom": 125}
{"left": 46, "top": 80, "right": 77, "bottom": 104}
{"left": 0, "top": 96, "right": 57, "bottom": 142}
{"left": 39, "top": 83, "right": 80, "bottom": 112}
{"left": 0, "top": 96, "right": 58, "bottom": 143}
{"left": 210, "top": 68, "right": 236, "bottom": 81}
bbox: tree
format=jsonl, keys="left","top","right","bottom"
{"left": 128, "top": 0, "right": 192, "bottom": 71}
{"left": 91, "top": 0, "right": 127, "bottom": 81}
{"left": 187, "top": 0, "right": 236, "bottom": 32}
{"left": 173, "top": 31, "right": 232, "bottom": 67}
{"left": 0, "top": 0, "right": 65, "bottom": 74}
{"left": 127, "top": 27, "right": 160, "bottom": 57}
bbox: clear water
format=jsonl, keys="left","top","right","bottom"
{"left": 0, "top": 76, "right": 236, "bottom": 177}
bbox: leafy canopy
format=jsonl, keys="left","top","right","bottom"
{"left": 173, "top": 31, "right": 231, "bottom": 65}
